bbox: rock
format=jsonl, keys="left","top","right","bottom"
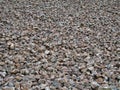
{"left": 15, "top": 82, "right": 20, "bottom": 90}
{"left": 98, "top": 86, "right": 112, "bottom": 90}
{"left": 45, "top": 50, "right": 50, "bottom": 55}
{"left": 7, "top": 42, "right": 15, "bottom": 49}
{"left": 40, "top": 84, "right": 47, "bottom": 89}
{"left": 20, "top": 84, "right": 29, "bottom": 90}
{"left": 11, "top": 69, "right": 20, "bottom": 74}
{"left": 15, "top": 76, "right": 22, "bottom": 81}
{"left": 45, "top": 87, "right": 50, "bottom": 90}
{"left": 40, "top": 45, "right": 46, "bottom": 50}
{"left": 21, "top": 69, "right": 29, "bottom": 75}
{"left": 2, "top": 87, "right": 15, "bottom": 90}
{"left": 50, "top": 57, "right": 57, "bottom": 63}
{"left": 96, "top": 77, "right": 104, "bottom": 84}
{"left": 88, "top": 66, "right": 94, "bottom": 71}
{"left": 7, "top": 81, "right": 14, "bottom": 87}
{"left": 61, "top": 86, "right": 68, "bottom": 90}
{"left": 0, "top": 62, "right": 5, "bottom": 66}
{"left": 91, "top": 81, "right": 100, "bottom": 90}
{"left": 72, "top": 87, "right": 78, "bottom": 90}
{"left": 0, "top": 71, "right": 6, "bottom": 77}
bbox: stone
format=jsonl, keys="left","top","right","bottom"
{"left": 45, "top": 50, "right": 50, "bottom": 55}
{"left": 11, "top": 69, "right": 20, "bottom": 74}
{"left": 40, "top": 84, "right": 47, "bottom": 89}
{"left": 21, "top": 69, "right": 29, "bottom": 75}
{"left": 96, "top": 77, "right": 104, "bottom": 84}
{"left": 91, "top": 81, "right": 100, "bottom": 90}
{"left": 2, "top": 87, "right": 15, "bottom": 90}
{"left": 88, "top": 66, "right": 94, "bottom": 71}
{"left": 15, "top": 82, "right": 20, "bottom": 90}
{"left": 20, "top": 84, "right": 29, "bottom": 90}
{"left": 15, "top": 76, "right": 22, "bottom": 81}
{"left": 98, "top": 86, "right": 112, "bottom": 90}
{"left": 7, "top": 42, "right": 15, "bottom": 49}
{"left": 0, "top": 62, "right": 5, "bottom": 66}
{"left": 0, "top": 71, "right": 6, "bottom": 77}
{"left": 45, "top": 87, "right": 50, "bottom": 90}
{"left": 72, "top": 87, "right": 78, "bottom": 90}
{"left": 40, "top": 45, "right": 46, "bottom": 50}
{"left": 61, "top": 86, "right": 68, "bottom": 90}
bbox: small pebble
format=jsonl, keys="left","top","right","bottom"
{"left": 45, "top": 50, "right": 50, "bottom": 55}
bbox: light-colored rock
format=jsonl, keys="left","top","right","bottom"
{"left": 0, "top": 71, "right": 6, "bottom": 77}
{"left": 88, "top": 66, "right": 94, "bottom": 71}
{"left": 15, "top": 76, "right": 22, "bottom": 81}
{"left": 0, "top": 62, "right": 5, "bottom": 66}
{"left": 45, "top": 87, "right": 50, "bottom": 90}
{"left": 40, "top": 84, "right": 47, "bottom": 89}
{"left": 91, "top": 81, "right": 100, "bottom": 89}
{"left": 45, "top": 50, "right": 50, "bottom": 55}
{"left": 98, "top": 86, "right": 112, "bottom": 90}
{"left": 2, "top": 87, "right": 15, "bottom": 90}
{"left": 20, "top": 83, "right": 31, "bottom": 90}
{"left": 7, "top": 42, "right": 15, "bottom": 49}
{"left": 21, "top": 69, "right": 29, "bottom": 75}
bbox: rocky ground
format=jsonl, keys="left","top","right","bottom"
{"left": 0, "top": 0, "right": 120, "bottom": 90}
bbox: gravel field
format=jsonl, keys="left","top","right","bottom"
{"left": 0, "top": 0, "right": 120, "bottom": 90}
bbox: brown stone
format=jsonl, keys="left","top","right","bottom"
{"left": 2, "top": 87, "right": 15, "bottom": 90}
{"left": 11, "top": 69, "right": 20, "bottom": 74}
{"left": 15, "top": 82, "right": 20, "bottom": 90}
{"left": 15, "top": 76, "right": 22, "bottom": 81}
{"left": 96, "top": 77, "right": 104, "bottom": 84}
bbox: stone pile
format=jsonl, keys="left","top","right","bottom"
{"left": 0, "top": 0, "right": 119, "bottom": 90}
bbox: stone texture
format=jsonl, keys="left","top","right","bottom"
{"left": 0, "top": 0, "right": 119, "bottom": 90}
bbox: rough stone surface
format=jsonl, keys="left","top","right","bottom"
{"left": 0, "top": 0, "right": 119, "bottom": 90}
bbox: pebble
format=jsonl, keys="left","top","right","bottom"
{"left": 88, "top": 66, "right": 94, "bottom": 71}
{"left": 0, "top": 71, "right": 6, "bottom": 77}
{"left": 7, "top": 42, "right": 15, "bottom": 49}
{"left": 45, "top": 87, "right": 50, "bottom": 90}
{"left": 40, "top": 84, "right": 47, "bottom": 89}
{"left": 0, "top": 0, "right": 119, "bottom": 90}
{"left": 21, "top": 69, "right": 29, "bottom": 75}
{"left": 15, "top": 82, "right": 20, "bottom": 90}
{"left": 96, "top": 77, "right": 104, "bottom": 84}
{"left": 91, "top": 81, "right": 99, "bottom": 90}
{"left": 45, "top": 50, "right": 50, "bottom": 55}
{"left": 2, "top": 87, "right": 15, "bottom": 90}
{"left": 98, "top": 86, "right": 112, "bottom": 90}
{"left": 10, "top": 69, "right": 19, "bottom": 74}
{"left": 15, "top": 76, "right": 22, "bottom": 81}
{"left": 0, "top": 62, "right": 5, "bottom": 66}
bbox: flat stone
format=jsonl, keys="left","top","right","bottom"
{"left": 91, "top": 81, "right": 100, "bottom": 88}
{"left": 40, "top": 84, "right": 47, "bottom": 89}
{"left": 7, "top": 42, "right": 15, "bottom": 49}
{"left": 96, "top": 77, "right": 104, "bottom": 84}
{"left": 20, "top": 83, "right": 31, "bottom": 90}
{"left": 45, "top": 87, "right": 50, "bottom": 90}
{"left": 2, "top": 87, "right": 15, "bottom": 90}
{"left": 0, "top": 62, "right": 5, "bottom": 66}
{"left": 98, "top": 87, "right": 112, "bottom": 90}
{"left": 45, "top": 50, "right": 50, "bottom": 55}
{"left": 0, "top": 71, "right": 6, "bottom": 77}
{"left": 15, "top": 76, "right": 22, "bottom": 81}
{"left": 15, "top": 82, "right": 20, "bottom": 90}
{"left": 11, "top": 69, "right": 20, "bottom": 74}
{"left": 21, "top": 69, "right": 29, "bottom": 75}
